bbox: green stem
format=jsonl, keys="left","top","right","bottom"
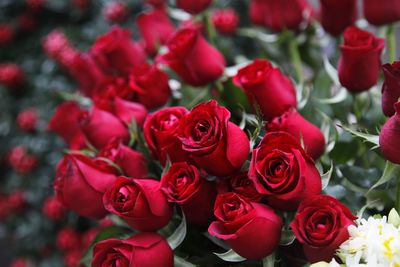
{"left": 287, "top": 32, "right": 304, "bottom": 84}
{"left": 262, "top": 252, "right": 276, "bottom": 267}
{"left": 387, "top": 24, "right": 397, "bottom": 62}
{"left": 396, "top": 176, "right": 400, "bottom": 213}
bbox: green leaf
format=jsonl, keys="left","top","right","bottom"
{"left": 339, "top": 125, "right": 379, "bottom": 147}
{"left": 174, "top": 256, "right": 197, "bottom": 267}
{"left": 315, "top": 86, "right": 348, "bottom": 105}
{"left": 167, "top": 213, "right": 187, "bottom": 250}
{"left": 321, "top": 162, "right": 334, "bottom": 190}
{"left": 367, "top": 161, "right": 400, "bottom": 194}
{"left": 214, "top": 249, "right": 246, "bottom": 262}
{"left": 322, "top": 55, "right": 340, "bottom": 86}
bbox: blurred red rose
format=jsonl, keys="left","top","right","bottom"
{"left": 158, "top": 28, "right": 225, "bottom": 87}
{"left": 42, "top": 195, "right": 66, "bottom": 221}
{"left": 266, "top": 108, "right": 325, "bottom": 159}
{"left": 338, "top": 26, "right": 385, "bottom": 93}
{"left": 211, "top": 8, "right": 239, "bottom": 35}
{"left": 380, "top": 102, "right": 400, "bottom": 164}
{"left": 137, "top": 9, "right": 175, "bottom": 56}
{"left": 364, "top": 0, "right": 400, "bottom": 26}
{"left": 233, "top": 59, "right": 297, "bottom": 120}
{"left": 318, "top": 0, "right": 357, "bottom": 36}
{"left": 176, "top": 0, "right": 212, "bottom": 14}
{"left": 382, "top": 61, "right": 400, "bottom": 117}
{"left": 103, "top": 2, "right": 129, "bottom": 23}
{"left": 54, "top": 154, "right": 117, "bottom": 219}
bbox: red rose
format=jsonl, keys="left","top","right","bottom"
{"left": 382, "top": 61, "right": 400, "bottom": 117}
{"left": 79, "top": 106, "right": 130, "bottom": 149}
{"left": 42, "top": 196, "right": 66, "bottom": 221}
{"left": 90, "top": 26, "right": 146, "bottom": 75}
{"left": 10, "top": 258, "right": 29, "bottom": 267}
{"left": 129, "top": 64, "right": 172, "bottom": 109}
{"left": 17, "top": 108, "right": 38, "bottom": 132}
{"left": 229, "top": 172, "right": 262, "bottom": 202}
{"left": 176, "top": 0, "right": 212, "bottom": 14}
{"left": 143, "top": 106, "right": 189, "bottom": 165}
{"left": 57, "top": 227, "right": 81, "bottom": 251}
{"left": 48, "top": 101, "right": 86, "bottom": 149}
{"left": 249, "top": 0, "right": 312, "bottom": 32}
{"left": 146, "top": 0, "right": 165, "bottom": 9}
{"left": 0, "top": 24, "right": 14, "bottom": 46}
{"left": 7, "top": 146, "right": 38, "bottom": 174}
{"left": 158, "top": 28, "right": 225, "bottom": 87}
{"left": 92, "top": 233, "right": 173, "bottom": 267}
{"left": 379, "top": 102, "right": 400, "bottom": 164}
{"left": 103, "top": 2, "right": 129, "bottom": 23}
{"left": 67, "top": 53, "right": 108, "bottom": 97}
{"left": 54, "top": 154, "right": 117, "bottom": 219}
{"left": 0, "top": 63, "right": 25, "bottom": 88}
{"left": 160, "top": 162, "right": 216, "bottom": 227}
{"left": 319, "top": 0, "right": 357, "bottom": 36}
{"left": 248, "top": 132, "right": 321, "bottom": 211}
{"left": 103, "top": 176, "right": 173, "bottom": 231}
{"left": 266, "top": 108, "right": 325, "bottom": 160}
{"left": 208, "top": 192, "right": 282, "bottom": 260}
{"left": 233, "top": 59, "right": 297, "bottom": 120}
{"left": 64, "top": 250, "right": 83, "bottom": 267}
{"left": 338, "top": 26, "right": 385, "bottom": 93}
{"left": 291, "top": 195, "right": 356, "bottom": 263}
{"left": 211, "top": 8, "right": 239, "bottom": 35}
{"left": 113, "top": 97, "right": 148, "bottom": 127}
{"left": 137, "top": 9, "right": 175, "bottom": 56}
{"left": 178, "top": 100, "right": 250, "bottom": 177}
{"left": 8, "top": 191, "right": 25, "bottom": 212}
{"left": 99, "top": 138, "right": 148, "bottom": 178}
{"left": 364, "top": 0, "right": 400, "bottom": 26}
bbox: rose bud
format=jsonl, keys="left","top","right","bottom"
{"left": 160, "top": 162, "right": 216, "bottom": 227}
{"left": 382, "top": 61, "right": 400, "bottom": 117}
{"left": 90, "top": 26, "right": 146, "bottom": 75}
{"left": 176, "top": 0, "right": 212, "bottom": 14}
{"left": 157, "top": 28, "right": 226, "bottom": 87}
{"left": 79, "top": 106, "right": 130, "bottom": 149}
{"left": 249, "top": 0, "right": 312, "bottom": 32}
{"left": 99, "top": 138, "right": 148, "bottom": 178}
{"left": 112, "top": 97, "right": 148, "bottom": 127}
{"left": 42, "top": 196, "right": 66, "bottom": 221}
{"left": 178, "top": 100, "right": 250, "bottom": 177}
{"left": 318, "top": 0, "right": 357, "bottom": 36}
{"left": 379, "top": 102, "right": 400, "bottom": 164}
{"left": 10, "top": 258, "right": 29, "bottom": 267}
{"left": 67, "top": 53, "right": 108, "bottom": 97}
{"left": 57, "top": 227, "right": 81, "bottom": 252}
{"left": 364, "top": 0, "right": 400, "bottom": 26}
{"left": 48, "top": 101, "right": 86, "bottom": 149}
{"left": 54, "top": 154, "right": 117, "bottom": 219}
{"left": 103, "top": 176, "right": 173, "bottom": 231}
{"left": 92, "top": 233, "right": 173, "bottom": 267}
{"left": 266, "top": 108, "right": 325, "bottom": 160}
{"left": 248, "top": 132, "right": 321, "bottom": 211}
{"left": 129, "top": 64, "right": 172, "bottom": 109}
{"left": 8, "top": 191, "right": 26, "bottom": 212}
{"left": 211, "top": 8, "right": 239, "bottom": 35}
{"left": 229, "top": 172, "right": 262, "bottom": 202}
{"left": 233, "top": 59, "right": 297, "bottom": 120}
{"left": 338, "top": 26, "right": 385, "bottom": 93}
{"left": 208, "top": 192, "right": 282, "bottom": 260}
{"left": 17, "top": 108, "right": 38, "bottom": 132}
{"left": 137, "top": 9, "right": 175, "bottom": 56}
{"left": 291, "top": 195, "right": 356, "bottom": 263}
{"left": 144, "top": 106, "right": 189, "bottom": 166}
{"left": 7, "top": 146, "right": 38, "bottom": 174}
{"left": 0, "top": 24, "right": 14, "bottom": 46}
{"left": 0, "top": 63, "right": 25, "bottom": 88}
{"left": 103, "top": 1, "right": 129, "bottom": 23}
{"left": 64, "top": 250, "right": 82, "bottom": 267}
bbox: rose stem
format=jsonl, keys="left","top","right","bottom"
{"left": 387, "top": 24, "right": 397, "bottom": 62}
{"left": 287, "top": 31, "right": 304, "bottom": 84}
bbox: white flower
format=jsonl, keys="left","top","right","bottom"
{"left": 337, "top": 215, "right": 400, "bottom": 267}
